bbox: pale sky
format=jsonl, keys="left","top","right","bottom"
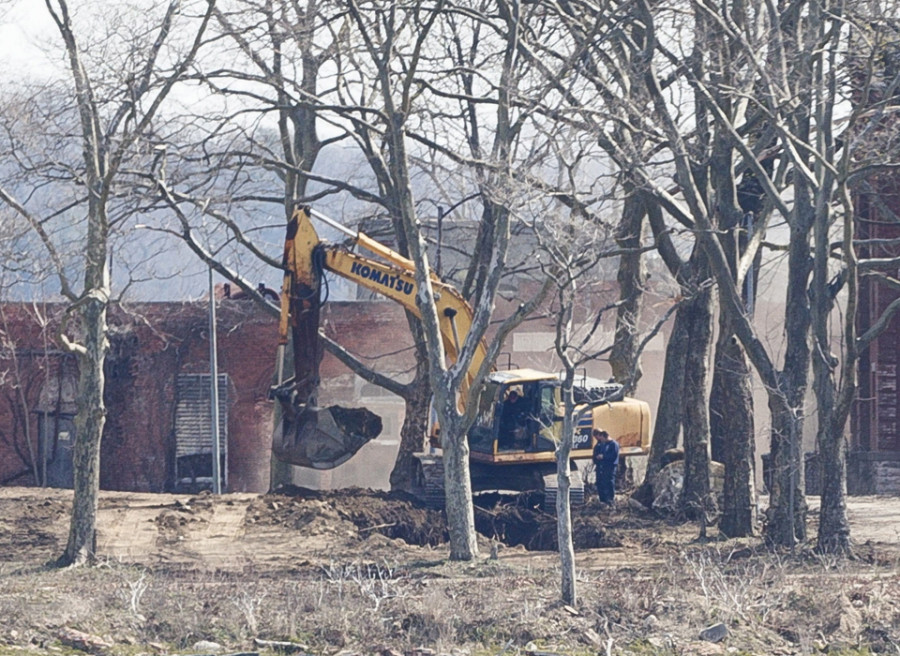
{"left": 0, "top": 2, "right": 58, "bottom": 81}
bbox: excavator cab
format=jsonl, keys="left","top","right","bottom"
{"left": 464, "top": 370, "right": 640, "bottom": 465}
{"left": 466, "top": 374, "right": 562, "bottom": 456}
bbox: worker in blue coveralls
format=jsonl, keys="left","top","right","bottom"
{"left": 592, "top": 429, "right": 619, "bottom": 507}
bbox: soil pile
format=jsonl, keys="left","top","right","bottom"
{"left": 242, "top": 485, "right": 629, "bottom": 552}
{"left": 247, "top": 485, "right": 448, "bottom": 546}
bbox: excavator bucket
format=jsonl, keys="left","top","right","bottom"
{"left": 270, "top": 206, "right": 383, "bottom": 470}
{"left": 272, "top": 404, "right": 382, "bottom": 470}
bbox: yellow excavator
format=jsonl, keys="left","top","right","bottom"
{"left": 270, "top": 206, "right": 651, "bottom": 506}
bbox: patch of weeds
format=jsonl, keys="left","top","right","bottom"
{"left": 620, "top": 637, "right": 677, "bottom": 655}
{"left": 516, "top": 639, "right": 597, "bottom": 656}
{"left": 781, "top": 589, "right": 821, "bottom": 616}
{"left": 467, "top": 559, "right": 513, "bottom": 578}
{"left": 467, "top": 623, "right": 508, "bottom": 645}
{"left": 825, "top": 648, "right": 876, "bottom": 656}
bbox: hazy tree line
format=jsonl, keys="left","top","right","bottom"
{"left": 1, "top": 0, "right": 900, "bottom": 598}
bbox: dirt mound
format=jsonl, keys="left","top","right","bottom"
{"left": 248, "top": 485, "right": 448, "bottom": 546}
{"left": 0, "top": 497, "right": 66, "bottom": 561}
{"left": 248, "top": 486, "right": 627, "bottom": 552}
{"left": 473, "top": 491, "right": 623, "bottom": 550}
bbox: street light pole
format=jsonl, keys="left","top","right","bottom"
{"left": 209, "top": 266, "right": 222, "bottom": 494}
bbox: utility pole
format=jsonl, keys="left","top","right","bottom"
{"left": 209, "top": 266, "right": 222, "bottom": 494}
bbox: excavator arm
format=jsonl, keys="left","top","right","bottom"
{"left": 271, "top": 206, "right": 485, "bottom": 469}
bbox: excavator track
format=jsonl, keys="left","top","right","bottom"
{"left": 413, "top": 454, "right": 446, "bottom": 509}
{"left": 541, "top": 472, "right": 586, "bottom": 513}
{"left": 413, "top": 453, "right": 586, "bottom": 513}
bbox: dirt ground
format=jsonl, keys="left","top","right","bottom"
{"left": 0, "top": 485, "right": 658, "bottom": 572}
{"left": 1, "top": 486, "right": 899, "bottom": 655}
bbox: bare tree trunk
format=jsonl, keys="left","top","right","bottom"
{"left": 680, "top": 282, "right": 712, "bottom": 520}
{"left": 765, "top": 205, "right": 813, "bottom": 547}
{"left": 610, "top": 189, "right": 646, "bottom": 394}
{"left": 59, "top": 253, "right": 109, "bottom": 566}
{"left": 767, "top": 391, "right": 807, "bottom": 547}
{"left": 815, "top": 392, "right": 851, "bottom": 553}
{"left": 708, "top": 144, "right": 758, "bottom": 534}
{"left": 556, "top": 400, "right": 577, "bottom": 606}
{"left": 632, "top": 305, "right": 689, "bottom": 507}
{"left": 712, "top": 325, "right": 756, "bottom": 537}
{"left": 440, "top": 414, "right": 477, "bottom": 561}
{"left": 389, "top": 362, "right": 430, "bottom": 492}
{"left": 810, "top": 221, "right": 851, "bottom": 553}
{"left": 555, "top": 347, "right": 579, "bottom": 605}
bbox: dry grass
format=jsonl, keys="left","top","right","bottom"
{"left": 1, "top": 542, "right": 898, "bottom": 656}
{"left": 1, "top": 488, "right": 899, "bottom": 655}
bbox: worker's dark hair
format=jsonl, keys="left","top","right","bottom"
{"left": 592, "top": 429, "right": 609, "bottom": 438}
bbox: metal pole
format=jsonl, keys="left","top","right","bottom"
{"left": 309, "top": 207, "right": 357, "bottom": 238}
{"left": 209, "top": 266, "right": 222, "bottom": 494}
{"left": 436, "top": 205, "right": 444, "bottom": 276}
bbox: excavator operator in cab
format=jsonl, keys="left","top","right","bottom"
{"left": 499, "top": 387, "right": 529, "bottom": 450}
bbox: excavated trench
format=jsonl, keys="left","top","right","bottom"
{"left": 260, "top": 486, "right": 623, "bottom": 552}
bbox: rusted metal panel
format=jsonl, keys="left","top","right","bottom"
{"left": 174, "top": 374, "right": 228, "bottom": 458}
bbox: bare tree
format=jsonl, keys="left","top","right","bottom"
{"left": 0, "top": 0, "right": 215, "bottom": 565}
{"left": 330, "top": 0, "right": 517, "bottom": 560}
{"left": 807, "top": 8, "right": 900, "bottom": 554}
{"left": 533, "top": 202, "right": 620, "bottom": 605}
{"left": 518, "top": 0, "right": 851, "bottom": 543}
{"left": 150, "top": 0, "right": 555, "bottom": 559}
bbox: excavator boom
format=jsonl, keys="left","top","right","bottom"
{"left": 270, "top": 208, "right": 381, "bottom": 469}
{"left": 271, "top": 206, "right": 485, "bottom": 469}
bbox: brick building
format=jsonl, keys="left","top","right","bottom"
{"left": 0, "top": 279, "right": 655, "bottom": 494}
{"left": 851, "top": 179, "right": 900, "bottom": 494}
{"left": 0, "top": 290, "right": 425, "bottom": 494}
{"left": 0, "top": 297, "right": 277, "bottom": 492}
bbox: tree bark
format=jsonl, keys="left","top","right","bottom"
{"left": 389, "top": 361, "right": 430, "bottom": 492}
{"left": 680, "top": 282, "right": 712, "bottom": 520}
{"left": 712, "top": 326, "right": 757, "bottom": 537}
{"left": 815, "top": 397, "right": 851, "bottom": 553}
{"left": 440, "top": 412, "right": 478, "bottom": 561}
{"left": 766, "top": 390, "right": 807, "bottom": 547}
{"left": 765, "top": 201, "right": 813, "bottom": 547}
{"left": 632, "top": 303, "right": 689, "bottom": 507}
{"left": 556, "top": 387, "right": 577, "bottom": 606}
{"left": 58, "top": 260, "right": 110, "bottom": 566}
{"left": 556, "top": 297, "right": 580, "bottom": 606}
{"left": 610, "top": 189, "right": 647, "bottom": 394}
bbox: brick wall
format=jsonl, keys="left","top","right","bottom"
{"left": 0, "top": 301, "right": 279, "bottom": 492}
{"left": 0, "top": 284, "right": 672, "bottom": 494}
